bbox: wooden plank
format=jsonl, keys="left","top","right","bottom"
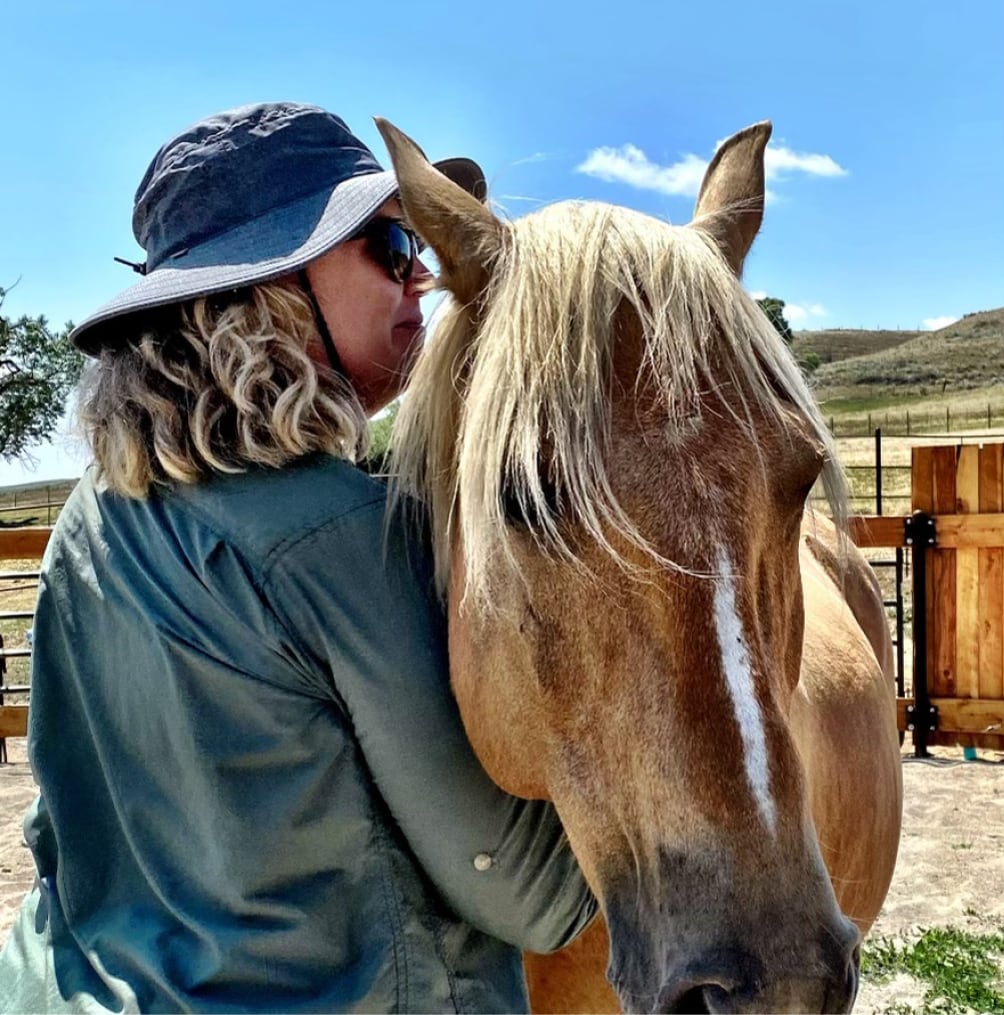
{"left": 935, "top": 514, "right": 1004, "bottom": 547}
{"left": 979, "top": 444, "right": 1004, "bottom": 509}
{"left": 0, "top": 528, "right": 51, "bottom": 560}
{"left": 977, "top": 444, "right": 1004, "bottom": 748}
{"left": 954, "top": 447, "right": 980, "bottom": 746}
{"left": 0, "top": 705, "right": 28, "bottom": 738}
{"left": 955, "top": 445, "right": 980, "bottom": 513}
{"left": 912, "top": 446, "right": 934, "bottom": 513}
{"left": 848, "top": 515, "right": 907, "bottom": 548}
{"left": 849, "top": 513, "right": 1004, "bottom": 548}
{"left": 897, "top": 696, "right": 1004, "bottom": 741}
{"left": 977, "top": 548, "right": 1004, "bottom": 746}
{"left": 932, "top": 446, "right": 959, "bottom": 513}
{"left": 931, "top": 447, "right": 958, "bottom": 698}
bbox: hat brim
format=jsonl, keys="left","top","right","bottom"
{"left": 71, "top": 157, "right": 485, "bottom": 354}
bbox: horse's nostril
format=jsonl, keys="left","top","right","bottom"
{"left": 658, "top": 984, "right": 714, "bottom": 1014}
{"left": 655, "top": 981, "right": 733, "bottom": 1014}
{"left": 693, "top": 984, "right": 730, "bottom": 1013}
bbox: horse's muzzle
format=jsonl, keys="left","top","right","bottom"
{"left": 647, "top": 951, "right": 859, "bottom": 1014}
{"left": 608, "top": 917, "right": 860, "bottom": 1014}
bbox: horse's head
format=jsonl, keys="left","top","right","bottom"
{"left": 381, "top": 119, "right": 859, "bottom": 1013}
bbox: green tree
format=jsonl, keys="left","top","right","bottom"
{"left": 0, "top": 284, "right": 84, "bottom": 462}
{"left": 756, "top": 296, "right": 794, "bottom": 344}
{"left": 365, "top": 399, "right": 399, "bottom": 474}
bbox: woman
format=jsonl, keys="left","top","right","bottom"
{"left": 0, "top": 101, "right": 594, "bottom": 1013}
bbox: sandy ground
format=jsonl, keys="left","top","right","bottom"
{"left": 0, "top": 738, "right": 37, "bottom": 945}
{"left": 853, "top": 743, "right": 1004, "bottom": 1014}
{"left": 0, "top": 739, "right": 1001, "bottom": 1013}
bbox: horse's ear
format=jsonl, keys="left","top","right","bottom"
{"left": 375, "top": 117, "right": 503, "bottom": 306}
{"left": 690, "top": 121, "right": 772, "bottom": 276}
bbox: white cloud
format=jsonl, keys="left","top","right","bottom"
{"left": 576, "top": 138, "right": 847, "bottom": 200}
{"left": 763, "top": 146, "right": 847, "bottom": 180}
{"left": 746, "top": 294, "right": 827, "bottom": 322}
{"left": 511, "top": 152, "right": 553, "bottom": 166}
{"left": 921, "top": 315, "right": 960, "bottom": 330}
{"left": 779, "top": 303, "right": 827, "bottom": 323}
{"left": 575, "top": 145, "right": 707, "bottom": 197}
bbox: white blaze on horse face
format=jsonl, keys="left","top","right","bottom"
{"left": 713, "top": 546, "right": 777, "bottom": 836}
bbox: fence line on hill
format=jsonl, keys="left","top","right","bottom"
{"left": 827, "top": 404, "right": 1004, "bottom": 439}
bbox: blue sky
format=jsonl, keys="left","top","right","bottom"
{"left": 2, "top": 0, "right": 1002, "bottom": 483}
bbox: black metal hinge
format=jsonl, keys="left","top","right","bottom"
{"left": 903, "top": 512, "right": 937, "bottom": 548}
{"left": 905, "top": 703, "right": 939, "bottom": 733}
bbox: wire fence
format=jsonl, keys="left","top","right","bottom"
{"left": 0, "top": 482, "right": 76, "bottom": 528}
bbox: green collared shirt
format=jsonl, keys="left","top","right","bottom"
{"left": 0, "top": 455, "right": 594, "bottom": 1013}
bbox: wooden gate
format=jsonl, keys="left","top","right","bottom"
{"left": 908, "top": 442, "right": 1004, "bottom": 750}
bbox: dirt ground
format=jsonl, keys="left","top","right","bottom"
{"left": 0, "top": 738, "right": 37, "bottom": 940}
{"left": 0, "top": 738, "right": 1001, "bottom": 1013}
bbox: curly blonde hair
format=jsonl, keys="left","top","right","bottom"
{"left": 78, "top": 280, "right": 368, "bottom": 498}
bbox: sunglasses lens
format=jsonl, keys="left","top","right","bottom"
{"left": 383, "top": 222, "right": 416, "bottom": 283}
{"left": 354, "top": 218, "right": 420, "bottom": 283}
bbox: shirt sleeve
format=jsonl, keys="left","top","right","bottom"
{"left": 261, "top": 497, "right": 597, "bottom": 954}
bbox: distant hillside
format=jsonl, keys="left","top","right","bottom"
{"left": 792, "top": 327, "right": 920, "bottom": 366}
{"left": 0, "top": 477, "right": 77, "bottom": 526}
{"left": 806, "top": 308, "right": 1004, "bottom": 402}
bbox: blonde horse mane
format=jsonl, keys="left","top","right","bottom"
{"left": 391, "top": 200, "right": 847, "bottom": 608}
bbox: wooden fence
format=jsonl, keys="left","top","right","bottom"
{"left": 0, "top": 527, "right": 47, "bottom": 741}
{"left": 5, "top": 444, "right": 1004, "bottom": 754}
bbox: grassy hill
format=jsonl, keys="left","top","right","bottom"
{"left": 802, "top": 308, "right": 1004, "bottom": 408}
{"left": 791, "top": 326, "right": 920, "bottom": 366}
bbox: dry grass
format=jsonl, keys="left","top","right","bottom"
{"left": 792, "top": 326, "right": 920, "bottom": 366}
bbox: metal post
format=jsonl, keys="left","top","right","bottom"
{"left": 904, "top": 512, "right": 938, "bottom": 757}
{"left": 874, "top": 428, "right": 883, "bottom": 515}
{"left": 895, "top": 548, "right": 905, "bottom": 699}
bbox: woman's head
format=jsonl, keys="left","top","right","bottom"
{"left": 71, "top": 102, "right": 485, "bottom": 495}
{"left": 79, "top": 278, "right": 368, "bottom": 497}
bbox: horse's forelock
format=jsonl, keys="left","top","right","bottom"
{"left": 391, "top": 200, "right": 848, "bottom": 610}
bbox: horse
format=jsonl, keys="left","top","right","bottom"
{"left": 378, "top": 117, "right": 903, "bottom": 1014}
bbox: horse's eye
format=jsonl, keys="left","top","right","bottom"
{"left": 500, "top": 471, "right": 562, "bottom": 528}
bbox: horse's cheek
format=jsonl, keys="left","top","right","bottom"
{"left": 448, "top": 608, "right": 552, "bottom": 800}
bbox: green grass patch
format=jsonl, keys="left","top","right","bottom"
{"left": 820, "top": 392, "right": 948, "bottom": 415}
{"left": 862, "top": 926, "right": 1004, "bottom": 1014}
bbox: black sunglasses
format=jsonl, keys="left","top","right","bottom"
{"left": 351, "top": 217, "right": 423, "bottom": 284}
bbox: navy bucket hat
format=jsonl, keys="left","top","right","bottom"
{"left": 71, "top": 101, "right": 486, "bottom": 354}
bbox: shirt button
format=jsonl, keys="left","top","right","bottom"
{"left": 473, "top": 852, "right": 494, "bottom": 872}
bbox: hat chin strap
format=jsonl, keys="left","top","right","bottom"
{"left": 298, "top": 270, "right": 347, "bottom": 378}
